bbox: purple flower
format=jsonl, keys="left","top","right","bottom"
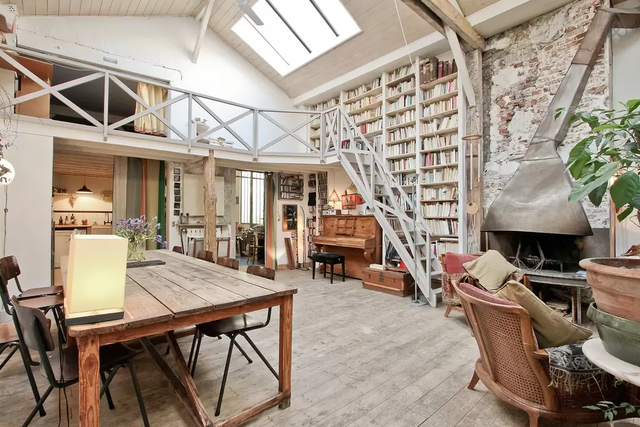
{"left": 163, "top": 241, "right": 168, "bottom": 248}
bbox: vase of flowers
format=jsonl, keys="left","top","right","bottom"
{"left": 115, "top": 215, "right": 167, "bottom": 262}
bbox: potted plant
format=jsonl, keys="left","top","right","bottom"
{"left": 115, "top": 215, "right": 167, "bottom": 262}
{"left": 564, "top": 100, "right": 640, "bottom": 364}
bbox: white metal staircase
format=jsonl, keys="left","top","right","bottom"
{"left": 320, "top": 107, "right": 440, "bottom": 307}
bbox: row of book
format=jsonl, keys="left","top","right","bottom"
{"left": 420, "top": 57, "right": 457, "bottom": 83}
{"left": 422, "top": 186, "right": 458, "bottom": 200}
{"left": 341, "top": 139, "right": 365, "bottom": 150}
{"left": 388, "top": 126, "right": 416, "bottom": 142}
{"left": 422, "top": 79, "right": 457, "bottom": 101}
{"left": 421, "top": 149, "right": 458, "bottom": 167}
{"left": 422, "top": 167, "right": 458, "bottom": 183}
{"left": 433, "top": 240, "right": 459, "bottom": 257}
{"left": 387, "top": 141, "right": 415, "bottom": 157}
{"left": 345, "top": 77, "right": 382, "bottom": 101}
{"left": 357, "top": 119, "right": 383, "bottom": 134}
{"left": 396, "top": 172, "right": 417, "bottom": 186}
{"left": 387, "top": 95, "right": 415, "bottom": 113}
{"left": 427, "top": 219, "right": 458, "bottom": 236}
{"left": 423, "top": 202, "right": 458, "bottom": 217}
{"left": 422, "top": 134, "right": 458, "bottom": 150}
{"left": 421, "top": 114, "right": 458, "bottom": 134}
{"left": 311, "top": 98, "right": 339, "bottom": 111}
{"left": 422, "top": 96, "right": 458, "bottom": 118}
{"left": 389, "top": 157, "right": 416, "bottom": 172}
{"left": 388, "top": 77, "right": 415, "bottom": 96}
{"left": 351, "top": 106, "right": 381, "bottom": 124}
{"left": 387, "top": 109, "right": 416, "bottom": 127}
{"left": 345, "top": 94, "right": 383, "bottom": 112}
{"left": 388, "top": 65, "right": 413, "bottom": 82}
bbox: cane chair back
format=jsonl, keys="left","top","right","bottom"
{"left": 217, "top": 256, "right": 239, "bottom": 270}
{"left": 172, "top": 246, "right": 184, "bottom": 254}
{"left": 454, "top": 282, "right": 556, "bottom": 410}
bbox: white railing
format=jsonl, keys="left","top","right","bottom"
{"left": 0, "top": 45, "right": 338, "bottom": 162}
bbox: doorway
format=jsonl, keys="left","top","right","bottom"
{"left": 236, "top": 170, "right": 266, "bottom": 266}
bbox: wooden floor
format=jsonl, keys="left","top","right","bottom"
{"left": 1, "top": 269, "right": 637, "bottom": 427}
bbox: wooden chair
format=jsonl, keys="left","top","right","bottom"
{"left": 217, "top": 256, "right": 239, "bottom": 270}
{"left": 188, "top": 266, "right": 278, "bottom": 416}
{"left": 0, "top": 256, "right": 62, "bottom": 299}
{"left": 453, "top": 281, "right": 631, "bottom": 427}
{"left": 196, "top": 250, "right": 215, "bottom": 263}
{"left": 172, "top": 246, "right": 184, "bottom": 254}
{"left": 11, "top": 296, "right": 151, "bottom": 427}
{"left": 441, "top": 252, "right": 479, "bottom": 317}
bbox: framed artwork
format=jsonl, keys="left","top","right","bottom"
{"left": 174, "top": 174, "right": 181, "bottom": 182}
{"left": 282, "top": 204, "right": 298, "bottom": 232}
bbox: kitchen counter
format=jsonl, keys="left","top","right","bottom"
{"left": 55, "top": 224, "right": 92, "bottom": 229}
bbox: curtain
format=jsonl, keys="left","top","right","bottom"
{"left": 157, "top": 161, "right": 166, "bottom": 249}
{"left": 264, "top": 172, "right": 277, "bottom": 270}
{"left": 126, "top": 158, "right": 143, "bottom": 220}
{"left": 134, "top": 83, "right": 168, "bottom": 136}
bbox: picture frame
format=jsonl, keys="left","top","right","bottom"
{"left": 174, "top": 174, "right": 180, "bottom": 182}
{"left": 282, "top": 204, "right": 298, "bottom": 232}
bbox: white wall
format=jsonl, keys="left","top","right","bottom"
{"left": 0, "top": 133, "right": 54, "bottom": 321}
{"left": 612, "top": 0, "right": 640, "bottom": 255}
{"left": 16, "top": 16, "right": 308, "bottom": 154}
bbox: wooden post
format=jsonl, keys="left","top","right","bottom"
{"left": 203, "top": 151, "right": 217, "bottom": 260}
{"left": 465, "top": 49, "right": 484, "bottom": 253}
{"left": 112, "top": 156, "right": 127, "bottom": 233}
{"left": 278, "top": 295, "right": 293, "bottom": 409}
{"left": 78, "top": 335, "right": 101, "bottom": 427}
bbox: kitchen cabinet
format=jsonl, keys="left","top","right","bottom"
{"left": 54, "top": 229, "right": 86, "bottom": 268}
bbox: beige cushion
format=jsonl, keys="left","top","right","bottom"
{"left": 496, "top": 281, "right": 592, "bottom": 348}
{"left": 463, "top": 250, "right": 518, "bottom": 292}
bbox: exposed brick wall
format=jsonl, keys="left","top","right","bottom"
{"left": 482, "top": 0, "right": 610, "bottom": 228}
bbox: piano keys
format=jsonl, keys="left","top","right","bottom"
{"left": 312, "top": 215, "right": 382, "bottom": 279}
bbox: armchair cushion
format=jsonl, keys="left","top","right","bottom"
{"left": 463, "top": 250, "right": 518, "bottom": 292}
{"left": 496, "top": 281, "right": 592, "bottom": 348}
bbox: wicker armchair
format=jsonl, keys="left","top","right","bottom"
{"left": 441, "top": 252, "right": 479, "bottom": 317}
{"left": 454, "top": 281, "right": 631, "bottom": 426}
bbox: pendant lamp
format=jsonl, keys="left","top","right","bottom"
{"left": 76, "top": 177, "right": 92, "bottom": 194}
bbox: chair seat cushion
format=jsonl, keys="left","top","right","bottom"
{"left": 495, "top": 281, "right": 592, "bottom": 348}
{"left": 313, "top": 253, "right": 344, "bottom": 263}
{"left": 19, "top": 286, "right": 63, "bottom": 299}
{"left": 463, "top": 250, "right": 518, "bottom": 292}
{"left": 197, "top": 314, "right": 264, "bottom": 337}
{"left": 43, "top": 343, "right": 140, "bottom": 382}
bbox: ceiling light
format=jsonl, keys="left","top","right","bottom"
{"left": 77, "top": 177, "right": 92, "bottom": 194}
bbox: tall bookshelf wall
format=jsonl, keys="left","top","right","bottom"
{"left": 306, "top": 54, "right": 467, "bottom": 261}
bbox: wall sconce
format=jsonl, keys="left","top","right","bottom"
{"left": 64, "top": 234, "right": 128, "bottom": 326}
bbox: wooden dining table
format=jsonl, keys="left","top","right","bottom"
{"left": 66, "top": 250, "right": 297, "bottom": 427}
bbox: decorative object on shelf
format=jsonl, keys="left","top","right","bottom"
{"left": 64, "top": 234, "right": 128, "bottom": 325}
{"left": 328, "top": 189, "right": 340, "bottom": 207}
{"left": 76, "top": 177, "right": 92, "bottom": 194}
{"left": 102, "top": 190, "right": 113, "bottom": 202}
{"left": 68, "top": 194, "right": 77, "bottom": 208}
{"left": 115, "top": 215, "right": 167, "bottom": 262}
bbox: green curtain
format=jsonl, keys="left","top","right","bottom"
{"left": 157, "top": 161, "right": 166, "bottom": 248}
{"left": 126, "top": 158, "right": 143, "bottom": 219}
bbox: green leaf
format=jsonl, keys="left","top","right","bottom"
{"left": 618, "top": 206, "right": 634, "bottom": 222}
{"left": 584, "top": 405, "right": 602, "bottom": 411}
{"left": 627, "top": 99, "right": 640, "bottom": 113}
{"left": 569, "top": 163, "right": 619, "bottom": 204}
{"left": 611, "top": 172, "right": 640, "bottom": 208}
{"left": 606, "top": 411, "right": 614, "bottom": 421}
{"left": 593, "top": 124, "right": 624, "bottom": 132}
{"left": 589, "top": 182, "right": 608, "bottom": 206}
{"left": 555, "top": 108, "right": 564, "bottom": 120}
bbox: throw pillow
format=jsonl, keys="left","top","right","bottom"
{"left": 463, "top": 250, "right": 518, "bottom": 292}
{"left": 496, "top": 281, "right": 592, "bottom": 348}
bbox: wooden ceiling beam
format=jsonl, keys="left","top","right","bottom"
{"left": 419, "top": 0, "right": 485, "bottom": 51}
{"left": 400, "top": 0, "right": 445, "bottom": 34}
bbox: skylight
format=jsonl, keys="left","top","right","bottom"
{"left": 232, "top": 0, "right": 361, "bottom": 76}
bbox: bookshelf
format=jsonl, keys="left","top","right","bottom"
{"left": 305, "top": 54, "right": 467, "bottom": 262}
{"left": 279, "top": 174, "right": 304, "bottom": 200}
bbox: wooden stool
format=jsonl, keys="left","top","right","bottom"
{"left": 311, "top": 253, "right": 345, "bottom": 284}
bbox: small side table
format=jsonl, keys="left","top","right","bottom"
{"left": 583, "top": 338, "right": 640, "bottom": 387}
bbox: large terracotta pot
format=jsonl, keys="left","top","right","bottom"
{"left": 580, "top": 257, "right": 640, "bottom": 322}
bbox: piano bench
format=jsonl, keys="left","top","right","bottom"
{"left": 311, "top": 253, "right": 345, "bottom": 284}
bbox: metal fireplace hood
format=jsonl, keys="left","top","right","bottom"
{"left": 481, "top": 7, "right": 640, "bottom": 236}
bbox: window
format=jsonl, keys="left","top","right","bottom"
{"left": 237, "top": 170, "right": 265, "bottom": 225}
{"left": 232, "top": 0, "right": 361, "bottom": 76}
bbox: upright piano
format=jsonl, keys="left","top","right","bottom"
{"left": 312, "top": 215, "right": 382, "bottom": 279}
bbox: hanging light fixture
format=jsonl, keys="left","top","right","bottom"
{"left": 76, "top": 177, "right": 92, "bottom": 194}
{"left": 328, "top": 189, "right": 340, "bottom": 206}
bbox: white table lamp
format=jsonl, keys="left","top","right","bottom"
{"left": 64, "top": 234, "right": 128, "bottom": 326}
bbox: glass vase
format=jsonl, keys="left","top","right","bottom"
{"left": 128, "top": 240, "right": 146, "bottom": 262}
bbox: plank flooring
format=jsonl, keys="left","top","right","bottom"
{"left": 0, "top": 269, "right": 637, "bottom": 427}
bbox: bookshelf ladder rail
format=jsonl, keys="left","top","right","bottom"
{"left": 335, "top": 107, "right": 440, "bottom": 307}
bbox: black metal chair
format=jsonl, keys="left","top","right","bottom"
{"left": 0, "top": 256, "right": 62, "bottom": 299}
{"left": 187, "top": 265, "right": 279, "bottom": 416}
{"left": 12, "top": 296, "right": 151, "bottom": 427}
{"left": 0, "top": 322, "right": 20, "bottom": 372}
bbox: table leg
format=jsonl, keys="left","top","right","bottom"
{"left": 576, "top": 287, "right": 582, "bottom": 325}
{"left": 279, "top": 295, "right": 293, "bottom": 409}
{"left": 78, "top": 335, "right": 101, "bottom": 427}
